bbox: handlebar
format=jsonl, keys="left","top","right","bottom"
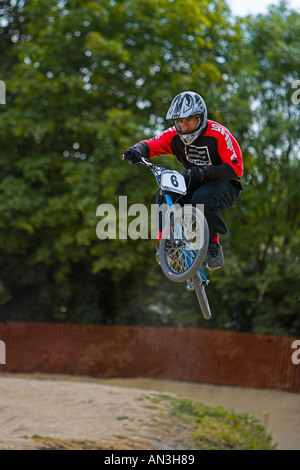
{"left": 120, "top": 154, "right": 153, "bottom": 168}
{"left": 121, "top": 153, "right": 189, "bottom": 195}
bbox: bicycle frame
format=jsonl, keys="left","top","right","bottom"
{"left": 121, "top": 153, "right": 211, "bottom": 319}
{"left": 142, "top": 158, "right": 186, "bottom": 246}
{"left": 147, "top": 159, "right": 209, "bottom": 285}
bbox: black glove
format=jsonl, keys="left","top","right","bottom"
{"left": 182, "top": 166, "right": 206, "bottom": 186}
{"left": 123, "top": 147, "right": 142, "bottom": 166}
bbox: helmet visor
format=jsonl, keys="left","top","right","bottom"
{"left": 174, "top": 115, "right": 200, "bottom": 135}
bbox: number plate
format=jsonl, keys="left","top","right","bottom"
{"left": 160, "top": 170, "right": 187, "bottom": 195}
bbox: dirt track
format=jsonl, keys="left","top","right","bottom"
{"left": 0, "top": 373, "right": 299, "bottom": 450}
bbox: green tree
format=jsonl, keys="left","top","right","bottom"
{"left": 111, "top": 1, "right": 300, "bottom": 336}
{"left": 206, "top": 1, "right": 300, "bottom": 335}
{"left": 1, "top": 0, "right": 299, "bottom": 336}
{"left": 0, "top": 0, "right": 242, "bottom": 323}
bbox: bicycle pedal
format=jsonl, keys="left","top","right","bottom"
{"left": 206, "top": 263, "right": 220, "bottom": 272}
{"left": 186, "top": 280, "right": 194, "bottom": 291}
{"left": 205, "top": 263, "right": 211, "bottom": 271}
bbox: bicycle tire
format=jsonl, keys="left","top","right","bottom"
{"left": 159, "top": 205, "right": 209, "bottom": 282}
{"left": 191, "top": 272, "right": 212, "bottom": 320}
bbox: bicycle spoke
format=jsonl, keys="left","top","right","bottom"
{"left": 164, "top": 214, "right": 201, "bottom": 274}
{"left": 165, "top": 239, "right": 198, "bottom": 275}
{"left": 159, "top": 206, "right": 209, "bottom": 282}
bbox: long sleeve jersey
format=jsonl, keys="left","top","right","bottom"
{"left": 133, "top": 120, "right": 243, "bottom": 189}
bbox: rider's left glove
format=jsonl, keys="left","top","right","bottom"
{"left": 123, "top": 148, "right": 143, "bottom": 166}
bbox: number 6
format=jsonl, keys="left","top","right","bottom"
{"left": 171, "top": 175, "right": 179, "bottom": 187}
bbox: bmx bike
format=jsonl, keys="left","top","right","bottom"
{"left": 121, "top": 155, "right": 212, "bottom": 320}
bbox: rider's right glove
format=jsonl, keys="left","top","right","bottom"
{"left": 182, "top": 166, "right": 206, "bottom": 185}
{"left": 123, "top": 147, "right": 143, "bottom": 166}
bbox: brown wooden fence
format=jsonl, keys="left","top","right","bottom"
{"left": 0, "top": 322, "right": 299, "bottom": 392}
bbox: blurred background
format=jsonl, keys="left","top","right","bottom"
{"left": 0, "top": 0, "right": 299, "bottom": 337}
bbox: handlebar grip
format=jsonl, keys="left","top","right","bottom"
{"left": 120, "top": 154, "right": 152, "bottom": 168}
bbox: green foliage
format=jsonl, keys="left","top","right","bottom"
{"left": 0, "top": 0, "right": 299, "bottom": 335}
{"left": 167, "top": 397, "right": 276, "bottom": 450}
{"left": 213, "top": 1, "right": 300, "bottom": 335}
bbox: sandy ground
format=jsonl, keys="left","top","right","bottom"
{"left": 0, "top": 373, "right": 299, "bottom": 450}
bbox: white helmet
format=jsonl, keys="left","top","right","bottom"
{"left": 166, "top": 91, "right": 207, "bottom": 145}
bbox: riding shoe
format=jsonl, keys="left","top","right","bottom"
{"left": 206, "top": 242, "right": 224, "bottom": 270}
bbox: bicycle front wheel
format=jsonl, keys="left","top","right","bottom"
{"left": 159, "top": 205, "right": 209, "bottom": 282}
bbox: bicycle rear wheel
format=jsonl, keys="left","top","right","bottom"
{"left": 191, "top": 272, "right": 212, "bottom": 320}
{"left": 159, "top": 205, "right": 209, "bottom": 282}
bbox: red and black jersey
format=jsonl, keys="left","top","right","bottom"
{"left": 133, "top": 120, "right": 243, "bottom": 188}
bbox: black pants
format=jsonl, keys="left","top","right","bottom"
{"left": 156, "top": 180, "right": 241, "bottom": 243}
